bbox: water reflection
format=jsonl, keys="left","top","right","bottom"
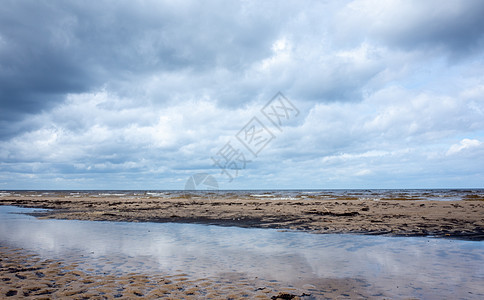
{"left": 1, "top": 206, "right": 483, "bottom": 298}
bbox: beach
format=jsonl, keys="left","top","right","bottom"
{"left": 1, "top": 190, "right": 483, "bottom": 240}
{"left": 1, "top": 246, "right": 324, "bottom": 299}
{"left": 1, "top": 190, "right": 484, "bottom": 299}
{"left": 2, "top": 244, "right": 402, "bottom": 299}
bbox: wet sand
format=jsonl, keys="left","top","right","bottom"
{"left": 1, "top": 194, "right": 483, "bottom": 240}
{"left": 1, "top": 246, "right": 387, "bottom": 299}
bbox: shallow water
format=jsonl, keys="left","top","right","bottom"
{"left": 1, "top": 205, "right": 483, "bottom": 298}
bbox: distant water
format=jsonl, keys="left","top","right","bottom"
{"left": 1, "top": 189, "right": 483, "bottom": 201}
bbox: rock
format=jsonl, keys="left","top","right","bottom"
{"left": 271, "top": 292, "right": 298, "bottom": 299}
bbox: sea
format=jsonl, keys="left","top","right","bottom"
{"left": 1, "top": 189, "right": 483, "bottom": 201}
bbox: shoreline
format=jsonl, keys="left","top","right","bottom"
{"left": 0, "top": 246, "right": 316, "bottom": 299}
{"left": 1, "top": 196, "right": 483, "bottom": 240}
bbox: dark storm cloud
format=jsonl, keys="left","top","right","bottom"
{"left": 0, "top": 0, "right": 280, "bottom": 138}
{"left": 340, "top": 0, "right": 484, "bottom": 58}
{"left": 394, "top": 1, "right": 484, "bottom": 56}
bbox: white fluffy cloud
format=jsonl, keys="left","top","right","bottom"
{"left": 447, "top": 139, "right": 482, "bottom": 156}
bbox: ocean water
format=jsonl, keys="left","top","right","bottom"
{"left": 1, "top": 188, "right": 483, "bottom": 201}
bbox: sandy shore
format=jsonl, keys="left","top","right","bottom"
{"left": 2, "top": 195, "right": 483, "bottom": 299}
{"left": 1, "top": 195, "right": 483, "bottom": 240}
{"left": 1, "top": 246, "right": 388, "bottom": 299}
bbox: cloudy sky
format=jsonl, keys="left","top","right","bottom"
{"left": 1, "top": 0, "right": 484, "bottom": 190}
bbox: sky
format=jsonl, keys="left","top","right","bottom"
{"left": 1, "top": 0, "right": 484, "bottom": 190}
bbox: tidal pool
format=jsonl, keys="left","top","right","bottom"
{"left": 1, "top": 205, "right": 483, "bottom": 299}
